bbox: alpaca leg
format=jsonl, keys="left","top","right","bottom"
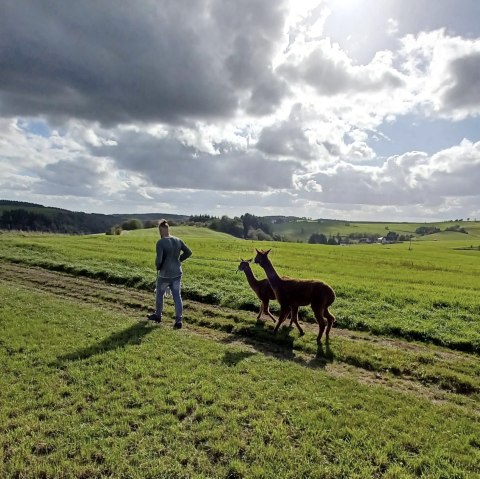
{"left": 325, "top": 308, "right": 336, "bottom": 339}
{"left": 313, "top": 306, "right": 327, "bottom": 343}
{"left": 290, "top": 306, "right": 304, "bottom": 336}
{"left": 273, "top": 306, "right": 289, "bottom": 334}
{"left": 257, "top": 302, "right": 263, "bottom": 320}
{"left": 264, "top": 300, "right": 277, "bottom": 323}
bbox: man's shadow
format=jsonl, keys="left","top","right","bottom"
{"left": 52, "top": 321, "right": 156, "bottom": 365}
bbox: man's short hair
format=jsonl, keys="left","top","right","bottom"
{"left": 159, "top": 219, "right": 169, "bottom": 228}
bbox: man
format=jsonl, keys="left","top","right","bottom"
{"left": 147, "top": 219, "right": 192, "bottom": 328}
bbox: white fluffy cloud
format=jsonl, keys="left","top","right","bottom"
{"left": 400, "top": 29, "right": 480, "bottom": 119}
{"left": 294, "top": 140, "right": 480, "bottom": 212}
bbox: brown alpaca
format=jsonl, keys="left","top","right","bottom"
{"left": 253, "top": 249, "right": 336, "bottom": 343}
{"left": 237, "top": 259, "right": 294, "bottom": 326}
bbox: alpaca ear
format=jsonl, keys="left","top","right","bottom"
{"left": 265, "top": 249, "right": 271, "bottom": 255}
{"left": 240, "top": 258, "right": 244, "bottom": 262}
{"left": 255, "top": 248, "right": 260, "bottom": 253}
{"left": 247, "top": 258, "right": 253, "bottom": 263}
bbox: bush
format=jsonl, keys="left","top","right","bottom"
{"left": 415, "top": 226, "right": 440, "bottom": 235}
{"left": 121, "top": 219, "right": 143, "bottom": 230}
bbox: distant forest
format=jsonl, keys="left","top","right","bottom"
{"left": 0, "top": 201, "right": 277, "bottom": 239}
{"left": 0, "top": 201, "right": 186, "bottom": 234}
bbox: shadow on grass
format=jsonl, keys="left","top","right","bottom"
{"left": 52, "top": 321, "right": 156, "bottom": 364}
{"left": 222, "top": 350, "right": 256, "bottom": 366}
{"left": 308, "top": 341, "right": 334, "bottom": 369}
{"left": 220, "top": 320, "right": 315, "bottom": 363}
{"left": 219, "top": 319, "right": 337, "bottom": 370}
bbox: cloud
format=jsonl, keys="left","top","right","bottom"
{"left": 441, "top": 52, "right": 480, "bottom": 113}
{"left": 32, "top": 157, "right": 110, "bottom": 197}
{"left": 0, "top": 0, "right": 288, "bottom": 125}
{"left": 294, "top": 139, "right": 480, "bottom": 209}
{"left": 256, "top": 121, "right": 316, "bottom": 160}
{"left": 278, "top": 38, "right": 405, "bottom": 95}
{"left": 400, "top": 29, "right": 480, "bottom": 120}
{"left": 90, "top": 129, "right": 302, "bottom": 191}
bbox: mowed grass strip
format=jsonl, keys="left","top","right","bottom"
{"left": 1, "top": 283, "right": 480, "bottom": 479}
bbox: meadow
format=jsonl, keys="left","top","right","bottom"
{"left": 1, "top": 226, "right": 479, "bottom": 352}
{"left": 1, "top": 227, "right": 480, "bottom": 478}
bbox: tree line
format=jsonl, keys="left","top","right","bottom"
{"left": 189, "top": 213, "right": 280, "bottom": 240}
{"left": 0, "top": 202, "right": 276, "bottom": 238}
{"left": 0, "top": 208, "right": 118, "bottom": 234}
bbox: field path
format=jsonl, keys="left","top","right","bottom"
{"left": 2, "top": 259, "right": 479, "bottom": 413}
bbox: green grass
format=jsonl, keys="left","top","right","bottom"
{"left": 1, "top": 282, "right": 479, "bottom": 478}
{"left": 1, "top": 227, "right": 479, "bottom": 353}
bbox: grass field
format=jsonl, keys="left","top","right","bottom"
{"left": 1, "top": 227, "right": 479, "bottom": 352}
{"left": 1, "top": 227, "right": 479, "bottom": 477}
{"left": 1, "top": 265, "right": 479, "bottom": 478}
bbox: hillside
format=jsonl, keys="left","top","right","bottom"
{"left": 271, "top": 218, "right": 480, "bottom": 242}
{"left": 0, "top": 200, "right": 188, "bottom": 234}
{"left": 2, "top": 200, "right": 479, "bottom": 241}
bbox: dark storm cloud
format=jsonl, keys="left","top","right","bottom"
{"left": 0, "top": 0, "right": 288, "bottom": 124}
{"left": 442, "top": 52, "right": 480, "bottom": 112}
{"left": 91, "top": 130, "right": 301, "bottom": 191}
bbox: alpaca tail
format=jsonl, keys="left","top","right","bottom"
{"left": 325, "top": 283, "right": 336, "bottom": 307}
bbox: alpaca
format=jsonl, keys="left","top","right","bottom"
{"left": 253, "top": 249, "right": 336, "bottom": 343}
{"left": 237, "top": 259, "right": 294, "bottom": 327}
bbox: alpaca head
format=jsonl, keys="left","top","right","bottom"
{"left": 253, "top": 248, "right": 271, "bottom": 267}
{"left": 236, "top": 258, "right": 252, "bottom": 273}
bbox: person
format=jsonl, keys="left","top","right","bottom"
{"left": 147, "top": 219, "right": 192, "bottom": 328}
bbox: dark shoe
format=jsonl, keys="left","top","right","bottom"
{"left": 147, "top": 313, "right": 161, "bottom": 323}
{"left": 174, "top": 321, "right": 183, "bottom": 329}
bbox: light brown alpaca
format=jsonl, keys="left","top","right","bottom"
{"left": 253, "top": 249, "right": 336, "bottom": 343}
{"left": 237, "top": 259, "right": 294, "bottom": 327}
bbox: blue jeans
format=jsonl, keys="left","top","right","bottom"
{"left": 156, "top": 276, "right": 183, "bottom": 321}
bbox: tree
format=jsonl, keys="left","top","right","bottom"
{"left": 240, "top": 213, "right": 272, "bottom": 239}
{"left": 209, "top": 216, "right": 243, "bottom": 238}
{"left": 386, "top": 231, "right": 399, "bottom": 241}
{"left": 121, "top": 218, "right": 143, "bottom": 230}
{"left": 327, "top": 236, "right": 338, "bottom": 245}
{"left": 308, "top": 233, "right": 328, "bottom": 244}
{"left": 144, "top": 219, "right": 159, "bottom": 228}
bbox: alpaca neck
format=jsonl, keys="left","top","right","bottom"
{"left": 261, "top": 258, "right": 282, "bottom": 289}
{"left": 243, "top": 266, "right": 260, "bottom": 291}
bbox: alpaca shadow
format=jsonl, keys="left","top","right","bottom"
{"left": 308, "top": 341, "right": 335, "bottom": 369}
{"left": 52, "top": 321, "right": 156, "bottom": 365}
{"left": 221, "top": 322, "right": 296, "bottom": 363}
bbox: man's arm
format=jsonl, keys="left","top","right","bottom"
{"left": 155, "top": 241, "right": 164, "bottom": 270}
{"left": 179, "top": 241, "right": 192, "bottom": 262}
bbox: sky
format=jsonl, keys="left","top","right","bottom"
{"left": 1, "top": 0, "right": 480, "bottom": 221}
